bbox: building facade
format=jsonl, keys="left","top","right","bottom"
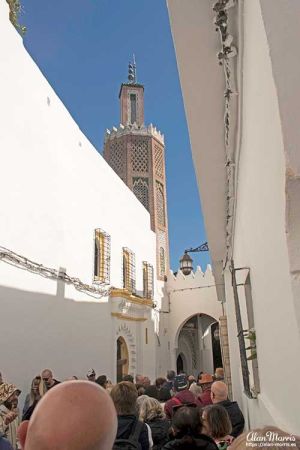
{"left": 166, "top": 267, "right": 223, "bottom": 377}
{"left": 103, "top": 67, "right": 170, "bottom": 280}
{"left": 167, "top": 0, "right": 300, "bottom": 434}
{"left": 0, "top": 0, "right": 226, "bottom": 412}
{"left": 0, "top": 1, "right": 161, "bottom": 401}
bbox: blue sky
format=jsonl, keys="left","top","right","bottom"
{"left": 20, "top": 0, "right": 210, "bottom": 271}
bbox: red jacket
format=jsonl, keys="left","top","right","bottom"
{"left": 199, "top": 388, "right": 212, "bottom": 406}
{"left": 164, "top": 389, "right": 203, "bottom": 419}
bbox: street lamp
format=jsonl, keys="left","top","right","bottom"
{"left": 179, "top": 252, "right": 194, "bottom": 276}
{"left": 179, "top": 242, "right": 209, "bottom": 276}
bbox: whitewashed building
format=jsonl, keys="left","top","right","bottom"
{"left": 0, "top": 0, "right": 227, "bottom": 412}
{"left": 167, "top": 0, "right": 300, "bottom": 434}
{"left": 0, "top": 0, "right": 161, "bottom": 401}
{"left": 165, "top": 267, "right": 223, "bottom": 376}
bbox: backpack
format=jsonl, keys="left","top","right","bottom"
{"left": 113, "top": 420, "right": 144, "bottom": 450}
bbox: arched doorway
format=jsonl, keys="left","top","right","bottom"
{"left": 117, "top": 337, "right": 129, "bottom": 382}
{"left": 176, "top": 354, "right": 184, "bottom": 373}
{"left": 211, "top": 321, "right": 223, "bottom": 369}
{"left": 176, "top": 314, "right": 222, "bottom": 376}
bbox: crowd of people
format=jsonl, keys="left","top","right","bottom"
{"left": 0, "top": 368, "right": 298, "bottom": 450}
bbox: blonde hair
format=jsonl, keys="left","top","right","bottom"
{"left": 231, "top": 427, "right": 300, "bottom": 450}
{"left": 137, "top": 395, "right": 166, "bottom": 422}
{"left": 29, "top": 376, "right": 44, "bottom": 406}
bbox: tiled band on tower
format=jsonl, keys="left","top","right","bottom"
{"left": 104, "top": 63, "right": 169, "bottom": 280}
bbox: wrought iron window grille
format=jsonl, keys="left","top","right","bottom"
{"left": 94, "top": 229, "right": 111, "bottom": 284}
{"left": 122, "top": 247, "right": 136, "bottom": 294}
{"left": 143, "top": 261, "right": 154, "bottom": 300}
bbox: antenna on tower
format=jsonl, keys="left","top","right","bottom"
{"left": 133, "top": 54, "right": 137, "bottom": 83}
{"left": 128, "top": 55, "right": 137, "bottom": 84}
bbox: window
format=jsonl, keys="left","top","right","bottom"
{"left": 122, "top": 248, "right": 136, "bottom": 293}
{"left": 143, "top": 262, "right": 154, "bottom": 299}
{"left": 156, "top": 181, "right": 166, "bottom": 227}
{"left": 159, "top": 247, "right": 166, "bottom": 277}
{"left": 130, "top": 93, "right": 137, "bottom": 124}
{"left": 133, "top": 178, "right": 149, "bottom": 211}
{"left": 94, "top": 229, "right": 110, "bottom": 284}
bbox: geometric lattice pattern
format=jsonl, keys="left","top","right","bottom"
{"left": 157, "top": 229, "right": 167, "bottom": 251}
{"left": 94, "top": 229, "right": 111, "bottom": 284}
{"left": 157, "top": 230, "right": 167, "bottom": 277}
{"left": 133, "top": 177, "right": 149, "bottom": 211}
{"left": 156, "top": 181, "right": 165, "bottom": 227}
{"left": 109, "top": 139, "right": 125, "bottom": 176}
{"left": 143, "top": 262, "right": 154, "bottom": 300}
{"left": 131, "top": 138, "right": 149, "bottom": 172}
{"left": 122, "top": 247, "right": 136, "bottom": 294}
{"left": 159, "top": 247, "right": 166, "bottom": 278}
{"left": 154, "top": 144, "right": 164, "bottom": 179}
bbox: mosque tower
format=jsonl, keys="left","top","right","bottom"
{"left": 103, "top": 59, "right": 169, "bottom": 280}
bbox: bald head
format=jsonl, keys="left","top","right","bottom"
{"left": 19, "top": 381, "right": 117, "bottom": 450}
{"left": 211, "top": 381, "right": 228, "bottom": 403}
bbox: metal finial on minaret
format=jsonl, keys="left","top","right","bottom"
{"left": 128, "top": 55, "right": 137, "bottom": 84}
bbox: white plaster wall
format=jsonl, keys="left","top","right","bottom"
{"left": 259, "top": 0, "right": 300, "bottom": 334}
{"left": 167, "top": 0, "right": 300, "bottom": 434}
{"left": 155, "top": 279, "right": 172, "bottom": 377}
{"left": 167, "top": 267, "right": 222, "bottom": 345}
{"left": 167, "top": 0, "right": 227, "bottom": 266}
{"left": 226, "top": 0, "right": 300, "bottom": 433}
{"left": 164, "top": 267, "right": 222, "bottom": 373}
{"left": 202, "top": 326, "right": 214, "bottom": 376}
{"left": 0, "top": 2, "right": 158, "bottom": 401}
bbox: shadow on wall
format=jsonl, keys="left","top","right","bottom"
{"left": 0, "top": 281, "right": 110, "bottom": 405}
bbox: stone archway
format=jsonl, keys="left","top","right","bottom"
{"left": 176, "top": 314, "right": 221, "bottom": 376}
{"left": 117, "top": 336, "right": 129, "bottom": 382}
{"left": 115, "top": 323, "right": 136, "bottom": 381}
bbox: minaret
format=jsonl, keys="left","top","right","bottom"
{"left": 103, "top": 59, "right": 169, "bottom": 279}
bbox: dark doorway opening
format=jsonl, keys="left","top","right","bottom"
{"left": 117, "top": 337, "right": 129, "bottom": 382}
{"left": 211, "top": 322, "right": 222, "bottom": 370}
{"left": 176, "top": 354, "right": 184, "bottom": 374}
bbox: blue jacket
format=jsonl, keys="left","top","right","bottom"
{"left": 0, "top": 436, "right": 13, "bottom": 450}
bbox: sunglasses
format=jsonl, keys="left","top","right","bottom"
{"left": 42, "top": 377, "right": 50, "bottom": 382}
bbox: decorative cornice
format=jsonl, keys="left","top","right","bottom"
{"left": 111, "top": 312, "right": 147, "bottom": 322}
{"left": 110, "top": 288, "right": 154, "bottom": 307}
{"left": 104, "top": 123, "right": 164, "bottom": 145}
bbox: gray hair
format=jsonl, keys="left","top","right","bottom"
{"left": 189, "top": 382, "right": 202, "bottom": 397}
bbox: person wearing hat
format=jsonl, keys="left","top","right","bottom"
{"left": 164, "top": 374, "right": 203, "bottom": 420}
{"left": 0, "top": 384, "right": 21, "bottom": 449}
{"left": 199, "top": 374, "right": 214, "bottom": 406}
{"left": 86, "top": 369, "right": 96, "bottom": 382}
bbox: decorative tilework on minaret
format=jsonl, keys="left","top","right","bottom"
{"left": 103, "top": 60, "right": 169, "bottom": 279}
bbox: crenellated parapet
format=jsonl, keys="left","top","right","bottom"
{"left": 104, "top": 122, "right": 164, "bottom": 145}
{"left": 166, "top": 265, "right": 216, "bottom": 292}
